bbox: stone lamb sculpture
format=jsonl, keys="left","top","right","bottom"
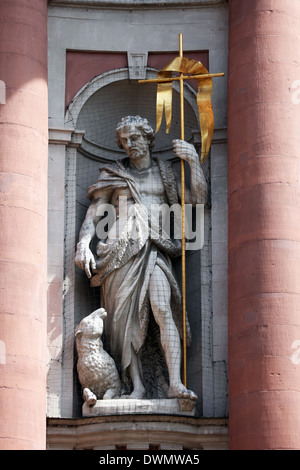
{"left": 75, "top": 308, "right": 121, "bottom": 406}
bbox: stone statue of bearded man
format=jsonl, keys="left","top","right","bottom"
{"left": 75, "top": 115, "right": 207, "bottom": 401}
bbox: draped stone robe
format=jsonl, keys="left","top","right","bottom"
{"left": 86, "top": 157, "right": 191, "bottom": 395}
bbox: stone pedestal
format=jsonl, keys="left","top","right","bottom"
{"left": 82, "top": 398, "right": 196, "bottom": 417}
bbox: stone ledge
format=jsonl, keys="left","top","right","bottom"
{"left": 49, "top": 0, "right": 227, "bottom": 8}
{"left": 47, "top": 415, "right": 229, "bottom": 450}
{"left": 82, "top": 398, "right": 196, "bottom": 417}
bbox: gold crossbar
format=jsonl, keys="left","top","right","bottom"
{"left": 138, "top": 72, "right": 224, "bottom": 85}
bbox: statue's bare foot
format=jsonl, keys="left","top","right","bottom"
{"left": 168, "top": 383, "right": 197, "bottom": 401}
{"left": 103, "top": 388, "right": 120, "bottom": 400}
{"left": 123, "top": 386, "right": 146, "bottom": 400}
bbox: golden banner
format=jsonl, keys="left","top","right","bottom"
{"left": 155, "top": 56, "right": 214, "bottom": 163}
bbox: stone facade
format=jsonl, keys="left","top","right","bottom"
{"left": 1, "top": 0, "right": 299, "bottom": 451}
{"left": 45, "top": 0, "right": 229, "bottom": 449}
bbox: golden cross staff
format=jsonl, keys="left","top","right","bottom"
{"left": 139, "top": 34, "right": 224, "bottom": 388}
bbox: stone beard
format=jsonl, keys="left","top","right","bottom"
{"left": 75, "top": 115, "right": 207, "bottom": 403}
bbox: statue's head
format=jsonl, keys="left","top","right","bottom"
{"left": 115, "top": 115, "right": 155, "bottom": 154}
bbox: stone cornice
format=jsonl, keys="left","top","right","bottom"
{"left": 49, "top": 0, "right": 227, "bottom": 8}
{"left": 47, "top": 416, "right": 228, "bottom": 450}
{"left": 48, "top": 127, "right": 85, "bottom": 147}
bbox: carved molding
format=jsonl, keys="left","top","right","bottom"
{"left": 48, "top": 127, "right": 85, "bottom": 147}
{"left": 47, "top": 416, "right": 228, "bottom": 450}
{"left": 49, "top": 0, "right": 227, "bottom": 8}
{"left": 48, "top": 127, "right": 74, "bottom": 145}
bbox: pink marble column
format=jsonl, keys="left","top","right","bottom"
{"left": 228, "top": 0, "right": 300, "bottom": 449}
{"left": 0, "top": 0, "right": 48, "bottom": 449}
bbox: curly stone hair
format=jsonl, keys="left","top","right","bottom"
{"left": 115, "top": 115, "right": 155, "bottom": 153}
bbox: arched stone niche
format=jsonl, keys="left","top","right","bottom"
{"left": 63, "top": 67, "right": 212, "bottom": 417}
